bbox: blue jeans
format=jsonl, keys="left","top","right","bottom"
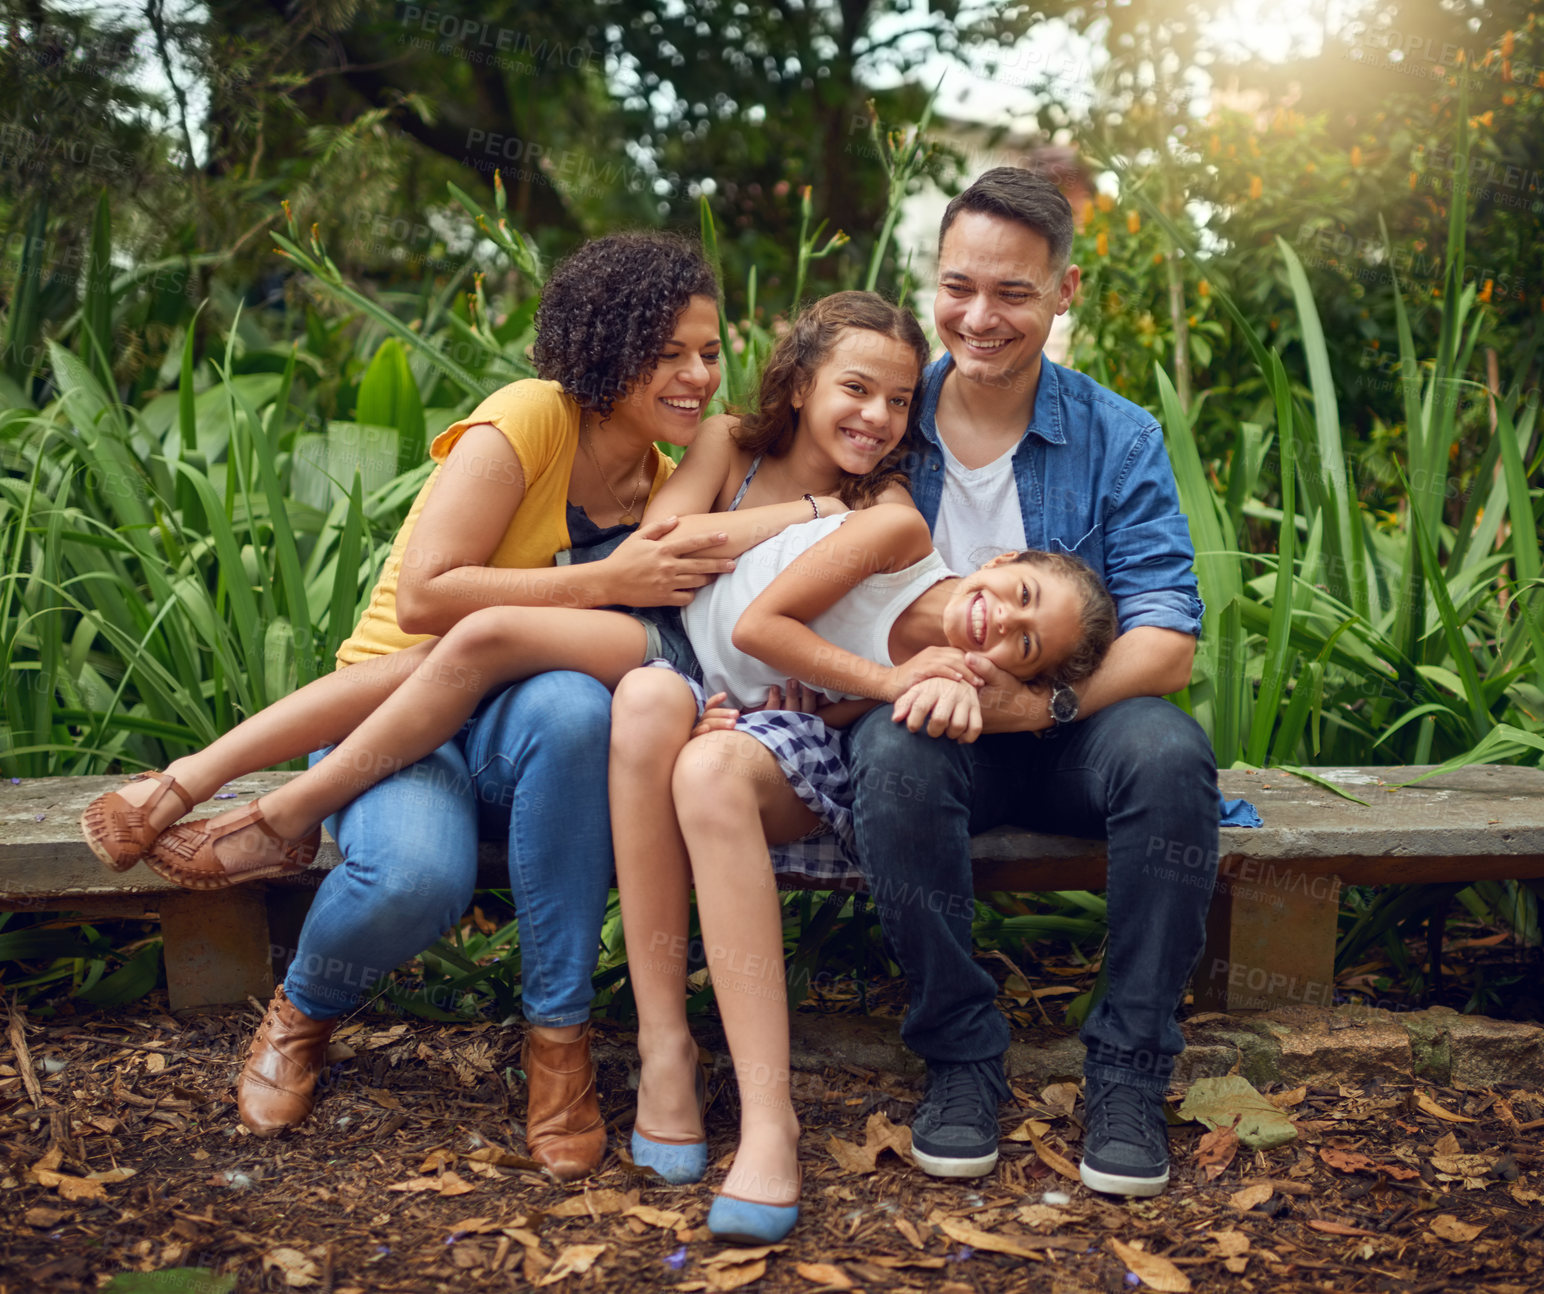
{"left": 848, "top": 696, "right": 1218, "bottom": 1094}
{"left": 282, "top": 671, "right": 615, "bottom": 1026}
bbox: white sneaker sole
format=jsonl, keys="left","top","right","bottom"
{"left": 912, "top": 1145, "right": 999, "bottom": 1178}
{"left": 1079, "top": 1160, "right": 1169, "bottom": 1197}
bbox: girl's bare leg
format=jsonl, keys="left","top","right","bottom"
{"left": 108, "top": 642, "right": 441, "bottom": 833}
{"left": 673, "top": 728, "right": 819, "bottom": 1206}
{"left": 189, "top": 608, "right": 649, "bottom": 857}
{"left": 610, "top": 667, "right": 703, "bottom": 1142}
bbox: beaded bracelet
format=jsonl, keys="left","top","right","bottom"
{"left": 802, "top": 493, "right": 821, "bottom": 520}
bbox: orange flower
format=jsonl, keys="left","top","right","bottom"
{"left": 1198, "top": 280, "right": 1210, "bottom": 298}
{"left": 1096, "top": 231, "right": 1109, "bottom": 256}
{"left": 1504, "top": 92, "right": 1517, "bottom": 105}
{"left": 1210, "top": 133, "right": 1221, "bottom": 155}
{"left": 1409, "top": 170, "right": 1418, "bottom": 190}
{"left": 1096, "top": 193, "right": 1115, "bottom": 213}
{"left": 1249, "top": 175, "right": 1263, "bottom": 199}
{"left": 1305, "top": 161, "right": 1317, "bottom": 174}
{"left": 1350, "top": 145, "right": 1363, "bottom": 167}
{"left": 1152, "top": 252, "right": 1164, "bottom": 265}
{"left": 1479, "top": 279, "right": 1494, "bottom": 302}
{"left": 1127, "top": 210, "right": 1141, "bottom": 234}
{"left": 1502, "top": 30, "right": 1515, "bottom": 56}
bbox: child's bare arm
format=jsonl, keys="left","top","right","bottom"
{"left": 732, "top": 505, "right": 965, "bottom": 702}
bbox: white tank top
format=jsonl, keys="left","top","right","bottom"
{"left": 683, "top": 514, "right": 955, "bottom": 707}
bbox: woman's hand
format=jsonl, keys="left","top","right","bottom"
{"left": 691, "top": 692, "right": 741, "bottom": 738}
{"left": 892, "top": 677, "right": 984, "bottom": 742}
{"left": 881, "top": 646, "right": 982, "bottom": 702}
{"left": 603, "top": 517, "right": 738, "bottom": 607}
{"left": 760, "top": 678, "right": 822, "bottom": 713}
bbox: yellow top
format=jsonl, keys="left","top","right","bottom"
{"left": 336, "top": 379, "right": 672, "bottom": 665}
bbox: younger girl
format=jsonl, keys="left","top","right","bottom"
{"left": 619, "top": 504, "right": 1116, "bottom": 1243}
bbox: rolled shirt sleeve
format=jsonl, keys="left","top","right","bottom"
{"left": 1103, "top": 424, "right": 1205, "bottom": 638}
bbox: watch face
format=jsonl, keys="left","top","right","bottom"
{"left": 1050, "top": 685, "right": 1078, "bottom": 723}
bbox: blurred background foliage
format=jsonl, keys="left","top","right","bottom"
{"left": 2, "top": 0, "right": 1541, "bottom": 1020}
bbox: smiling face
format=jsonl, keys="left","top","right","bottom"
{"left": 934, "top": 211, "right": 1079, "bottom": 391}
{"left": 606, "top": 295, "right": 722, "bottom": 446}
{"left": 791, "top": 328, "right": 919, "bottom": 477}
{"left": 942, "top": 556, "right": 1087, "bottom": 682}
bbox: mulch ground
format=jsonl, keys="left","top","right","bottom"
{"left": 3, "top": 985, "right": 1542, "bottom": 1294}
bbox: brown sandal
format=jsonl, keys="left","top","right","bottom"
{"left": 80, "top": 771, "right": 196, "bottom": 872}
{"left": 146, "top": 800, "right": 320, "bottom": 890}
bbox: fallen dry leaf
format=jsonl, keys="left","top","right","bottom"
{"left": 364, "top": 1088, "right": 403, "bottom": 1111}
{"left": 1430, "top": 1214, "right": 1486, "bottom": 1243}
{"left": 1305, "top": 1220, "right": 1378, "bottom": 1238}
{"left": 893, "top": 1216, "right": 927, "bottom": 1249}
{"left": 1041, "top": 1082, "right": 1081, "bottom": 1117}
{"left": 706, "top": 1259, "right": 768, "bottom": 1290}
{"left": 262, "top": 1246, "right": 320, "bottom": 1288}
{"left": 1433, "top": 1131, "right": 1462, "bottom": 1157}
{"left": 546, "top": 1188, "right": 633, "bottom": 1218}
{"left": 794, "top": 1262, "right": 853, "bottom": 1288}
{"left": 703, "top": 1246, "right": 787, "bottom": 1266}
{"left": 869, "top": 1256, "right": 948, "bottom": 1270}
{"left": 1509, "top": 1183, "right": 1544, "bottom": 1206}
{"left": 536, "top": 1243, "right": 607, "bottom": 1285}
{"left": 420, "top": 1148, "right": 456, "bottom": 1173}
{"left": 1416, "top": 1091, "right": 1476, "bottom": 1123}
{"left": 467, "top": 1145, "right": 540, "bottom": 1170}
{"left": 937, "top": 1218, "right": 1044, "bottom": 1261}
{"left": 23, "top": 1206, "right": 70, "bottom": 1228}
{"left": 1195, "top": 1125, "right": 1240, "bottom": 1180}
{"left": 1005, "top": 1117, "right": 1052, "bottom": 1142}
{"left": 1269, "top": 1085, "right": 1308, "bottom": 1109}
{"left": 624, "top": 1204, "right": 686, "bottom": 1229}
{"left": 387, "top": 1171, "right": 475, "bottom": 1196}
{"left": 824, "top": 1111, "right": 912, "bottom": 1174}
{"left": 1108, "top": 1238, "right": 1190, "bottom": 1293}
{"left": 1320, "top": 1147, "right": 1375, "bottom": 1174}
{"left": 1026, "top": 1127, "right": 1081, "bottom": 1182}
{"left": 1209, "top": 1230, "right": 1250, "bottom": 1258}
{"left": 1229, "top": 1183, "right": 1274, "bottom": 1211}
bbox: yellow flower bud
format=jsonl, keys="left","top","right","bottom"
{"left": 1096, "top": 193, "right": 1114, "bottom": 213}
{"left": 1502, "top": 30, "right": 1515, "bottom": 56}
{"left": 1350, "top": 146, "right": 1363, "bottom": 167}
{"left": 1127, "top": 210, "right": 1141, "bottom": 234}
{"left": 1198, "top": 280, "right": 1210, "bottom": 298}
{"left": 1096, "top": 231, "right": 1109, "bottom": 256}
{"left": 1249, "top": 175, "right": 1263, "bottom": 199}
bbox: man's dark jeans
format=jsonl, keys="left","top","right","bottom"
{"left": 848, "top": 696, "right": 1219, "bottom": 1095}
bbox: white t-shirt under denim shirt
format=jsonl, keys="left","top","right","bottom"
{"left": 682, "top": 513, "right": 953, "bottom": 707}
{"left": 930, "top": 434, "right": 1028, "bottom": 574}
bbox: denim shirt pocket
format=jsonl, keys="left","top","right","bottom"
{"left": 1050, "top": 522, "right": 1105, "bottom": 579}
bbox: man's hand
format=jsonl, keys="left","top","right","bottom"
{"left": 892, "top": 677, "right": 984, "bottom": 742}
{"left": 965, "top": 652, "right": 1054, "bottom": 734}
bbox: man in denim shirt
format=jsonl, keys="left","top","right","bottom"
{"left": 848, "top": 168, "right": 1218, "bottom": 1197}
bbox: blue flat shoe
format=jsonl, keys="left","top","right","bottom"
{"left": 630, "top": 1128, "right": 709, "bottom": 1184}
{"left": 707, "top": 1192, "right": 799, "bottom": 1245}
{"left": 631, "top": 1062, "right": 708, "bottom": 1184}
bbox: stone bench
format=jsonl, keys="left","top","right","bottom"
{"left": 4, "top": 765, "right": 1542, "bottom": 1013}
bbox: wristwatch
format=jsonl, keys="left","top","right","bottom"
{"left": 1049, "top": 683, "right": 1080, "bottom": 725}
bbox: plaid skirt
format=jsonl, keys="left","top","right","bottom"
{"left": 647, "top": 663, "right": 863, "bottom": 883}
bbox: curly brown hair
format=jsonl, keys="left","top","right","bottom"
{"left": 531, "top": 232, "right": 718, "bottom": 418}
{"left": 735, "top": 291, "right": 930, "bottom": 508}
{"left": 1001, "top": 549, "right": 1117, "bottom": 687}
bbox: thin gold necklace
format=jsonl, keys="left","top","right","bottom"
{"left": 581, "top": 416, "right": 650, "bottom": 527}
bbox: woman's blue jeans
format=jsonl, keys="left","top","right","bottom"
{"left": 281, "top": 671, "right": 615, "bottom": 1026}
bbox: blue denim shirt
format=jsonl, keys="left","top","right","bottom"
{"left": 909, "top": 354, "right": 1204, "bottom": 639}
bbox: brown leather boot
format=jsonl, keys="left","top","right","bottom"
{"left": 523, "top": 1023, "right": 606, "bottom": 1180}
{"left": 237, "top": 985, "right": 337, "bottom": 1137}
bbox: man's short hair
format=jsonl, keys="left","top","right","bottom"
{"left": 939, "top": 167, "right": 1075, "bottom": 267}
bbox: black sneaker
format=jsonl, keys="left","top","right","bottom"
{"left": 910, "top": 1058, "right": 1011, "bottom": 1178}
{"left": 1078, "top": 1076, "right": 1170, "bottom": 1197}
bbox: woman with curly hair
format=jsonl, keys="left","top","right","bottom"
{"left": 81, "top": 232, "right": 744, "bottom": 1177}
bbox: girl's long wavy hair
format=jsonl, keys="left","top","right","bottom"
{"left": 735, "top": 291, "right": 930, "bottom": 507}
